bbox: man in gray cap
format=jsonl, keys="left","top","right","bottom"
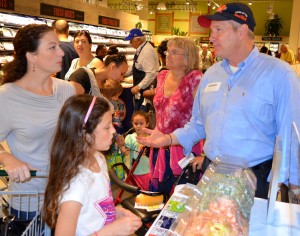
{"left": 137, "top": 2, "right": 300, "bottom": 199}
{"left": 124, "top": 29, "right": 159, "bottom": 111}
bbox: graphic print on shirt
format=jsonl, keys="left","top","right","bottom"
{"left": 94, "top": 188, "right": 116, "bottom": 226}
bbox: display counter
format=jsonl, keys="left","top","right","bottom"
{"left": 145, "top": 184, "right": 300, "bottom": 236}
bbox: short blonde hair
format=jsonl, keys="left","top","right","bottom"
{"left": 167, "top": 37, "right": 199, "bottom": 73}
{"left": 100, "top": 79, "right": 123, "bottom": 99}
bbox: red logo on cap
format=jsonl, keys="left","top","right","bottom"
{"left": 216, "top": 4, "right": 227, "bottom": 13}
{"left": 234, "top": 13, "right": 247, "bottom": 22}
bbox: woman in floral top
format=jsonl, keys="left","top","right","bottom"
{"left": 149, "top": 37, "right": 203, "bottom": 194}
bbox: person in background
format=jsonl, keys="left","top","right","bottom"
{"left": 52, "top": 19, "right": 78, "bottom": 80}
{"left": 199, "top": 43, "right": 213, "bottom": 73}
{"left": 291, "top": 47, "right": 300, "bottom": 77}
{"left": 137, "top": 2, "right": 300, "bottom": 200}
{"left": 100, "top": 79, "right": 124, "bottom": 133}
{"left": 68, "top": 54, "right": 128, "bottom": 96}
{"left": 43, "top": 95, "right": 142, "bottom": 235}
{"left": 260, "top": 46, "right": 268, "bottom": 54}
{"left": 260, "top": 46, "right": 272, "bottom": 56}
{"left": 95, "top": 43, "right": 107, "bottom": 61}
{"left": 65, "top": 30, "right": 103, "bottom": 80}
{"left": 145, "top": 37, "right": 203, "bottom": 195}
{"left": 117, "top": 111, "right": 150, "bottom": 190}
{"left": 0, "top": 24, "right": 75, "bottom": 219}
{"left": 107, "top": 45, "right": 119, "bottom": 55}
{"left": 143, "top": 39, "right": 169, "bottom": 107}
{"left": 124, "top": 28, "right": 159, "bottom": 111}
{"left": 280, "top": 43, "right": 296, "bottom": 65}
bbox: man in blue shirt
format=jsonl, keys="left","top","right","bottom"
{"left": 137, "top": 2, "right": 300, "bottom": 199}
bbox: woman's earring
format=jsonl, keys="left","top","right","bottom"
{"left": 33, "top": 64, "right": 36, "bottom": 72}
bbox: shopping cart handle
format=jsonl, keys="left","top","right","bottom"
{"left": 0, "top": 169, "right": 47, "bottom": 177}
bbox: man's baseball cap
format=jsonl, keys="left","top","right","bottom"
{"left": 124, "top": 29, "right": 144, "bottom": 41}
{"left": 197, "top": 3, "right": 256, "bottom": 32}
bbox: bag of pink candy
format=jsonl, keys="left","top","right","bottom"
{"left": 174, "top": 156, "right": 257, "bottom": 236}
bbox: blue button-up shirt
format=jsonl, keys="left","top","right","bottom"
{"left": 174, "top": 47, "right": 300, "bottom": 184}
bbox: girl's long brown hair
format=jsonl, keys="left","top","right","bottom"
{"left": 43, "top": 95, "right": 110, "bottom": 228}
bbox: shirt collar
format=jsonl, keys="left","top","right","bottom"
{"left": 221, "top": 46, "right": 259, "bottom": 74}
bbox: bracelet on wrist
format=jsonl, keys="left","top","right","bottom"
{"left": 167, "top": 134, "right": 172, "bottom": 146}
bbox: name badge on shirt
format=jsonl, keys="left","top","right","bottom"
{"left": 204, "top": 82, "right": 221, "bottom": 92}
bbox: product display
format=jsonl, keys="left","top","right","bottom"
{"left": 0, "top": 12, "right": 136, "bottom": 67}
{"left": 174, "top": 157, "right": 257, "bottom": 236}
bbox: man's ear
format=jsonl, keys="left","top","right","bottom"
{"left": 239, "top": 24, "right": 249, "bottom": 38}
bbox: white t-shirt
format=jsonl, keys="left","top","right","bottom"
{"left": 59, "top": 152, "right": 116, "bottom": 235}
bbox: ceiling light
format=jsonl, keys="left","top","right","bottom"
{"left": 248, "top": 2, "right": 252, "bottom": 5}
{"left": 157, "top": 2, "right": 166, "bottom": 10}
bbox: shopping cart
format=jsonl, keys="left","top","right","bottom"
{"left": 0, "top": 170, "right": 51, "bottom": 236}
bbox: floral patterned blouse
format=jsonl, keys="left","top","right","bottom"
{"left": 151, "top": 69, "right": 203, "bottom": 182}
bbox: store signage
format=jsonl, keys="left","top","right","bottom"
{"left": 262, "top": 36, "right": 282, "bottom": 41}
{"left": 98, "top": 16, "right": 120, "bottom": 28}
{"left": 0, "top": 0, "right": 14, "bottom": 10}
{"left": 40, "top": 3, "right": 84, "bottom": 22}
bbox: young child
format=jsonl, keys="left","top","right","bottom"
{"left": 43, "top": 95, "right": 142, "bottom": 236}
{"left": 100, "top": 79, "right": 125, "bottom": 133}
{"left": 117, "top": 111, "right": 150, "bottom": 190}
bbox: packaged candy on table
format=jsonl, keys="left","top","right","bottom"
{"left": 174, "top": 156, "right": 257, "bottom": 236}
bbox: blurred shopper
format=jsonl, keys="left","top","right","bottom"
{"left": 95, "top": 43, "right": 107, "bottom": 61}
{"left": 68, "top": 54, "right": 128, "bottom": 96}
{"left": 199, "top": 43, "right": 213, "bottom": 73}
{"left": 280, "top": 43, "right": 295, "bottom": 65}
{"left": 143, "top": 39, "right": 169, "bottom": 101}
{"left": 0, "top": 24, "right": 75, "bottom": 219}
{"left": 124, "top": 29, "right": 159, "bottom": 111}
{"left": 65, "top": 30, "right": 103, "bottom": 80}
{"left": 52, "top": 19, "right": 78, "bottom": 79}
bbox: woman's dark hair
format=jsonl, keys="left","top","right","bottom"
{"left": 2, "top": 24, "right": 53, "bottom": 84}
{"left": 107, "top": 45, "right": 119, "bottom": 55}
{"left": 43, "top": 94, "right": 110, "bottom": 228}
{"left": 95, "top": 43, "right": 106, "bottom": 55}
{"left": 157, "top": 39, "right": 168, "bottom": 67}
{"left": 104, "top": 53, "right": 127, "bottom": 67}
{"left": 74, "top": 30, "right": 92, "bottom": 44}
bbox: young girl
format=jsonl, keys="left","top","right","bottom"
{"left": 43, "top": 95, "right": 141, "bottom": 236}
{"left": 117, "top": 111, "right": 150, "bottom": 190}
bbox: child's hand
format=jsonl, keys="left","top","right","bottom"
{"left": 114, "top": 215, "right": 142, "bottom": 235}
{"left": 115, "top": 134, "right": 125, "bottom": 147}
{"left": 97, "top": 211, "right": 142, "bottom": 236}
{"left": 116, "top": 206, "right": 137, "bottom": 218}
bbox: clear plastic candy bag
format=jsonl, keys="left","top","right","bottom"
{"left": 174, "top": 157, "right": 257, "bottom": 236}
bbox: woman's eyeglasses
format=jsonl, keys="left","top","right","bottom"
{"left": 164, "top": 50, "right": 185, "bottom": 56}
